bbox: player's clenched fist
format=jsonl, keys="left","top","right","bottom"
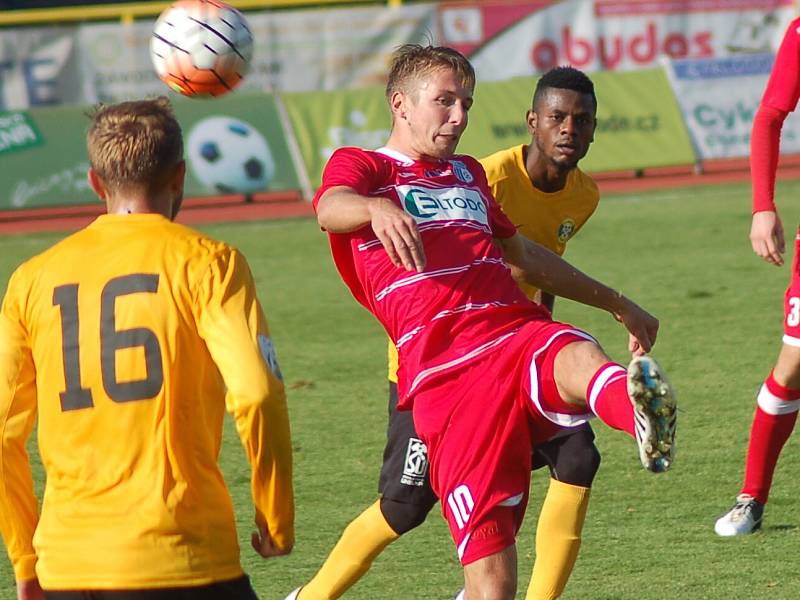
{"left": 251, "top": 524, "right": 293, "bottom": 559}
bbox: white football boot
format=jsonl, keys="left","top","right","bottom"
{"left": 627, "top": 355, "right": 677, "bottom": 473}
{"left": 284, "top": 588, "right": 301, "bottom": 600}
{"left": 714, "top": 494, "right": 764, "bottom": 536}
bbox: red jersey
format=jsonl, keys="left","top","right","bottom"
{"left": 752, "top": 17, "right": 800, "bottom": 213}
{"left": 313, "top": 146, "right": 549, "bottom": 407}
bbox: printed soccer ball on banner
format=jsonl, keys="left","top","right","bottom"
{"left": 187, "top": 116, "right": 275, "bottom": 193}
{"left": 150, "top": 0, "right": 253, "bottom": 97}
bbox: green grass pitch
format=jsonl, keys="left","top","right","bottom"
{"left": 1, "top": 179, "right": 800, "bottom": 598}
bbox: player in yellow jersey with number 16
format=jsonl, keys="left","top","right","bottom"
{"left": 0, "top": 97, "right": 294, "bottom": 600}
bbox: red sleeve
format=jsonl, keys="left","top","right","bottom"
{"left": 750, "top": 19, "right": 800, "bottom": 213}
{"left": 311, "top": 147, "right": 387, "bottom": 211}
{"left": 462, "top": 155, "right": 517, "bottom": 239}
{"left": 762, "top": 19, "right": 800, "bottom": 113}
{"left": 751, "top": 104, "right": 788, "bottom": 213}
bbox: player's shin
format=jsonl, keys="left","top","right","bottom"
{"left": 585, "top": 362, "right": 633, "bottom": 435}
{"left": 741, "top": 373, "right": 800, "bottom": 503}
{"left": 298, "top": 499, "right": 399, "bottom": 600}
{"left": 527, "top": 479, "right": 590, "bottom": 600}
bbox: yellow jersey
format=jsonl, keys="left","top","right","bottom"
{"left": 0, "top": 213, "right": 293, "bottom": 590}
{"left": 388, "top": 143, "right": 599, "bottom": 382}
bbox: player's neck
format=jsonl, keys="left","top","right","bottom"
{"left": 384, "top": 134, "right": 448, "bottom": 164}
{"left": 105, "top": 193, "right": 174, "bottom": 219}
{"left": 524, "top": 144, "right": 569, "bottom": 193}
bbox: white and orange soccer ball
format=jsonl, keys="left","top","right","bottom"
{"left": 150, "top": 0, "right": 253, "bottom": 97}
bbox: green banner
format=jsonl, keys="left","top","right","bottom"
{"left": 462, "top": 68, "right": 696, "bottom": 173}
{"left": 281, "top": 87, "right": 391, "bottom": 191}
{"left": 0, "top": 112, "right": 43, "bottom": 156}
{"left": 284, "top": 67, "right": 696, "bottom": 187}
{"left": 0, "top": 93, "right": 301, "bottom": 211}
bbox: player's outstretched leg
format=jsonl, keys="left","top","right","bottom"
{"left": 627, "top": 355, "right": 677, "bottom": 473}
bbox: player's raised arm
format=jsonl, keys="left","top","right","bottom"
{"left": 195, "top": 248, "right": 294, "bottom": 556}
{"left": 317, "top": 186, "right": 426, "bottom": 272}
{"left": 498, "top": 232, "right": 658, "bottom": 353}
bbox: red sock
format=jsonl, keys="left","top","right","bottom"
{"left": 741, "top": 372, "right": 800, "bottom": 504}
{"left": 586, "top": 362, "right": 634, "bottom": 436}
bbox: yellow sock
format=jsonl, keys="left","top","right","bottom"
{"left": 526, "top": 479, "right": 591, "bottom": 600}
{"left": 299, "top": 499, "right": 400, "bottom": 600}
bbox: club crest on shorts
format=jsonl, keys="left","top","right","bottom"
{"left": 450, "top": 159, "right": 474, "bottom": 183}
{"left": 557, "top": 218, "right": 576, "bottom": 243}
{"left": 401, "top": 437, "right": 429, "bottom": 486}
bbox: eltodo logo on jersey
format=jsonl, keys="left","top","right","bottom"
{"left": 398, "top": 185, "right": 488, "bottom": 225}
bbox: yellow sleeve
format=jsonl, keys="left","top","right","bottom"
{"left": 195, "top": 248, "right": 294, "bottom": 550}
{"left": 0, "top": 275, "right": 39, "bottom": 581}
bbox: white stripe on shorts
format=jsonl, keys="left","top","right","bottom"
{"left": 756, "top": 383, "right": 800, "bottom": 415}
{"left": 782, "top": 334, "right": 800, "bottom": 348}
{"left": 528, "top": 328, "right": 597, "bottom": 427}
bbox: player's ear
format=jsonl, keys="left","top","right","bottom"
{"left": 526, "top": 109, "right": 537, "bottom": 135}
{"left": 87, "top": 168, "right": 108, "bottom": 200}
{"left": 169, "top": 160, "right": 186, "bottom": 220}
{"left": 390, "top": 90, "right": 407, "bottom": 120}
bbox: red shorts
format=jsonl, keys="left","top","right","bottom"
{"left": 411, "top": 319, "right": 594, "bottom": 565}
{"left": 783, "top": 231, "right": 800, "bottom": 346}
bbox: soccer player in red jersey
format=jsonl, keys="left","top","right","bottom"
{"left": 307, "top": 45, "right": 676, "bottom": 599}
{"left": 0, "top": 98, "right": 294, "bottom": 599}
{"left": 716, "top": 16, "right": 800, "bottom": 536}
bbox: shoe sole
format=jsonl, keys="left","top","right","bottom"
{"left": 628, "top": 356, "right": 677, "bottom": 473}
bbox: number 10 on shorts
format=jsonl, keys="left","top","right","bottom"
{"left": 447, "top": 485, "right": 475, "bottom": 530}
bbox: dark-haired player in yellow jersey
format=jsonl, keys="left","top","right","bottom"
{"left": 288, "top": 66, "right": 600, "bottom": 600}
{"left": 0, "top": 97, "right": 294, "bottom": 600}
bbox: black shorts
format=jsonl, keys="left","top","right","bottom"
{"left": 378, "top": 382, "right": 438, "bottom": 509}
{"left": 378, "top": 382, "right": 597, "bottom": 506}
{"left": 44, "top": 575, "right": 259, "bottom": 600}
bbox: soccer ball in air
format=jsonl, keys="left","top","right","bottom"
{"left": 187, "top": 116, "right": 275, "bottom": 194}
{"left": 150, "top": 0, "right": 253, "bottom": 97}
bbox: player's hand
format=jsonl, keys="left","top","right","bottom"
{"left": 368, "top": 197, "right": 426, "bottom": 272}
{"left": 251, "top": 523, "right": 292, "bottom": 559}
{"left": 750, "top": 210, "right": 785, "bottom": 266}
{"left": 16, "top": 578, "right": 43, "bottom": 600}
{"left": 613, "top": 299, "right": 659, "bottom": 355}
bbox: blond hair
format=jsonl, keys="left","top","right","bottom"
{"left": 385, "top": 44, "right": 475, "bottom": 101}
{"left": 87, "top": 97, "right": 183, "bottom": 193}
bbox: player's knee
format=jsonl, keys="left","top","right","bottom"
{"left": 552, "top": 434, "right": 601, "bottom": 487}
{"left": 380, "top": 497, "right": 434, "bottom": 534}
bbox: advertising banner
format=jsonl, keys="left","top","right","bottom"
{"left": 461, "top": 68, "right": 696, "bottom": 173}
{"left": 0, "top": 92, "right": 300, "bottom": 210}
{"left": 282, "top": 86, "right": 392, "bottom": 190}
{"left": 283, "top": 67, "right": 696, "bottom": 188}
{"left": 664, "top": 53, "right": 800, "bottom": 159}
{"left": 0, "top": 3, "right": 436, "bottom": 109}
{"left": 439, "top": 0, "right": 796, "bottom": 80}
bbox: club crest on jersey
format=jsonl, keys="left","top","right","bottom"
{"left": 557, "top": 218, "right": 576, "bottom": 243}
{"left": 450, "top": 159, "right": 474, "bottom": 183}
{"left": 398, "top": 184, "right": 488, "bottom": 225}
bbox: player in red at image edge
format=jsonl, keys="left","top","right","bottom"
{"left": 0, "top": 97, "right": 294, "bottom": 600}
{"left": 291, "top": 45, "right": 677, "bottom": 600}
{"left": 716, "top": 15, "right": 800, "bottom": 537}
